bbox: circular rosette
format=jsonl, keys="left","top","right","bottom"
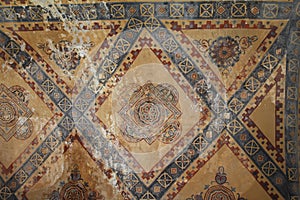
{"left": 204, "top": 185, "right": 236, "bottom": 200}
{"left": 133, "top": 98, "right": 166, "bottom": 127}
{"left": 208, "top": 36, "right": 241, "bottom": 69}
{"left": 121, "top": 97, "right": 167, "bottom": 144}
{"left": 117, "top": 82, "right": 182, "bottom": 145}
{"left": 59, "top": 182, "right": 88, "bottom": 200}
{"left": 14, "top": 120, "right": 33, "bottom": 140}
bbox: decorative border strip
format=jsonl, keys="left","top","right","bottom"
{"left": 0, "top": 2, "right": 293, "bottom": 23}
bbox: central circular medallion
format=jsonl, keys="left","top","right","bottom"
{"left": 0, "top": 99, "right": 18, "bottom": 127}
{"left": 117, "top": 82, "right": 182, "bottom": 145}
{"left": 133, "top": 97, "right": 166, "bottom": 128}
{"left": 136, "top": 101, "right": 161, "bottom": 125}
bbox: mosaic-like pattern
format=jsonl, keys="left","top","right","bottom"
{"left": 0, "top": 0, "right": 299, "bottom": 200}
{"left": 0, "top": 84, "right": 33, "bottom": 141}
{"left": 118, "top": 82, "right": 182, "bottom": 144}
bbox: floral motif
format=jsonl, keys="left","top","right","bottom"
{"left": 38, "top": 40, "right": 94, "bottom": 72}
{"left": 208, "top": 36, "right": 242, "bottom": 69}
{"left": 193, "top": 36, "right": 257, "bottom": 73}
{"left": 187, "top": 166, "right": 247, "bottom": 200}
{"left": 48, "top": 164, "right": 105, "bottom": 200}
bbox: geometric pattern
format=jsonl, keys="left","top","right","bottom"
{"left": 0, "top": 84, "right": 33, "bottom": 141}
{"left": 0, "top": 1, "right": 298, "bottom": 200}
{"left": 118, "top": 82, "right": 182, "bottom": 144}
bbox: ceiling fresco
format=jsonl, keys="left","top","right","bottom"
{"left": 0, "top": 0, "right": 299, "bottom": 199}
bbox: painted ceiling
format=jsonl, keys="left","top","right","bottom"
{"left": 0, "top": 0, "right": 299, "bottom": 199}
